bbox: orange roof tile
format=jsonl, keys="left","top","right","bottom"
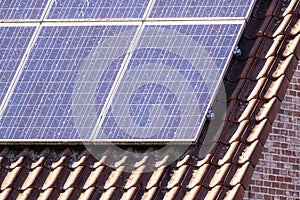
{"left": 0, "top": 0, "right": 299, "bottom": 199}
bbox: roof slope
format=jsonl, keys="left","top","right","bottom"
{"left": 0, "top": 0, "right": 299, "bottom": 199}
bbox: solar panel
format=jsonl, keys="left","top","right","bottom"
{"left": 0, "top": 0, "right": 49, "bottom": 20}
{"left": 95, "top": 22, "right": 242, "bottom": 141}
{"left": 149, "top": 0, "right": 255, "bottom": 19}
{"left": 0, "top": 24, "right": 137, "bottom": 140}
{"left": 46, "top": 0, "right": 151, "bottom": 20}
{"left": 0, "top": 0, "right": 257, "bottom": 143}
{"left": 0, "top": 26, "right": 36, "bottom": 105}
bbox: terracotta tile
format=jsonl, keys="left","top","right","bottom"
{"left": 167, "top": 165, "right": 189, "bottom": 189}
{"left": 273, "top": 0, "right": 299, "bottom": 17}
{"left": 172, "top": 187, "right": 187, "bottom": 200}
{"left": 24, "top": 148, "right": 50, "bottom": 170}
{"left": 69, "top": 150, "right": 89, "bottom": 169}
{"left": 252, "top": 0, "right": 277, "bottom": 18}
{"left": 76, "top": 187, "right": 95, "bottom": 200}
{"left": 0, "top": 188, "right": 12, "bottom": 200}
{"left": 228, "top": 162, "right": 255, "bottom": 189}
{"left": 232, "top": 140, "right": 264, "bottom": 166}
{"left": 244, "top": 16, "right": 272, "bottom": 39}
{"left": 19, "top": 166, "right": 43, "bottom": 190}
{"left": 6, "top": 188, "right": 20, "bottom": 200}
{"left": 43, "top": 148, "right": 71, "bottom": 170}
{"left": 241, "top": 119, "right": 272, "bottom": 145}
{"left": 289, "top": 18, "right": 300, "bottom": 36}
{"left": 47, "top": 188, "right": 61, "bottom": 200}
{"left": 124, "top": 166, "right": 145, "bottom": 189}
{"left": 247, "top": 57, "right": 276, "bottom": 80}
{"left": 41, "top": 166, "right": 63, "bottom": 190}
{"left": 4, "top": 148, "right": 29, "bottom": 170}
{"left": 219, "top": 121, "right": 248, "bottom": 145}
{"left": 79, "top": 166, "right": 105, "bottom": 190}
{"left": 15, "top": 188, "right": 32, "bottom": 200}
{"left": 211, "top": 142, "right": 239, "bottom": 166}
{"left": 90, "top": 188, "right": 103, "bottom": 200}
{"left": 283, "top": 34, "right": 300, "bottom": 58}
{"left": 175, "top": 153, "right": 191, "bottom": 168}
{"left": 95, "top": 167, "right": 112, "bottom": 189}
{"left": 186, "top": 164, "right": 210, "bottom": 189}
{"left": 0, "top": 167, "right": 22, "bottom": 190}
{"left": 162, "top": 186, "right": 180, "bottom": 200}
{"left": 31, "top": 167, "right": 49, "bottom": 191}
{"left": 23, "top": 188, "right": 40, "bottom": 200}
{"left": 57, "top": 188, "right": 74, "bottom": 200}
{"left": 99, "top": 187, "right": 116, "bottom": 200}
{"left": 182, "top": 186, "right": 201, "bottom": 200}
{"left": 103, "top": 166, "right": 125, "bottom": 189}
{"left": 224, "top": 184, "right": 245, "bottom": 200}
{"left": 238, "top": 78, "right": 266, "bottom": 102}
{"left": 120, "top": 187, "right": 138, "bottom": 200}
{"left": 256, "top": 36, "right": 284, "bottom": 59}
{"left": 209, "top": 163, "right": 231, "bottom": 188}
{"left": 62, "top": 166, "right": 84, "bottom": 190}
{"left": 255, "top": 97, "right": 281, "bottom": 123}
{"left": 146, "top": 166, "right": 166, "bottom": 189}
{"left": 236, "top": 100, "right": 257, "bottom": 123}
{"left": 227, "top": 100, "right": 250, "bottom": 123}
{"left": 0, "top": 148, "right": 9, "bottom": 167}
{"left": 293, "top": 0, "right": 300, "bottom": 15}
{"left": 272, "top": 54, "right": 298, "bottom": 80}
{"left": 238, "top": 58, "right": 256, "bottom": 80}
{"left": 140, "top": 187, "right": 158, "bottom": 200}
{"left": 54, "top": 167, "right": 71, "bottom": 190}
{"left": 205, "top": 186, "right": 222, "bottom": 200}
{"left": 227, "top": 79, "right": 245, "bottom": 101}
{"left": 226, "top": 59, "right": 248, "bottom": 82}
{"left": 262, "top": 75, "right": 290, "bottom": 101}
{"left": 265, "top": 15, "right": 293, "bottom": 38}
{"left": 235, "top": 37, "right": 262, "bottom": 60}
{"left": 193, "top": 187, "right": 210, "bottom": 200}
{"left": 104, "top": 167, "right": 130, "bottom": 189}
{"left": 36, "top": 188, "right": 53, "bottom": 200}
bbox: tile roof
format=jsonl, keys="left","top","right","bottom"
{"left": 0, "top": 0, "right": 300, "bottom": 199}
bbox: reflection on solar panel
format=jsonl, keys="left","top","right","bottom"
{"left": 0, "top": 1, "right": 257, "bottom": 143}
{"left": 0, "top": 0, "right": 49, "bottom": 20}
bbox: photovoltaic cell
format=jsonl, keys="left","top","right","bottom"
{"left": 149, "top": 0, "right": 254, "bottom": 18}
{"left": 0, "top": 25, "right": 137, "bottom": 140}
{"left": 0, "top": 26, "right": 36, "bottom": 105}
{"left": 96, "top": 23, "right": 242, "bottom": 141}
{"left": 0, "top": 0, "right": 49, "bottom": 20}
{"left": 46, "top": 0, "right": 151, "bottom": 19}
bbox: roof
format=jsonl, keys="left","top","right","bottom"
{"left": 0, "top": 0, "right": 299, "bottom": 199}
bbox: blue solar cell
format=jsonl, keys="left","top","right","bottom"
{"left": 149, "top": 0, "right": 254, "bottom": 18}
{"left": 46, "top": 0, "right": 150, "bottom": 19}
{"left": 0, "top": 0, "right": 49, "bottom": 20}
{"left": 0, "top": 26, "right": 36, "bottom": 105}
{"left": 0, "top": 25, "right": 137, "bottom": 140}
{"left": 96, "top": 23, "right": 242, "bottom": 141}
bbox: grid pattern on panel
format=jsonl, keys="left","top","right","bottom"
{"left": 149, "top": 0, "right": 254, "bottom": 18}
{"left": 0, "top": 26, "right": 36, "bottom": 105}
{"left": 46, "top": 0, "right": 151, "bottom": 19}
{"left": 0, "top": 0, "right": 49, "bottom": 20}
{"left": 97, "top": 23, "right": 241, "bottom": 140}
{"left": 0, "top": 25, "right": 137, "bottom": 140}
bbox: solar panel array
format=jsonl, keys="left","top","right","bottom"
{"left": 0, "top": 0, "right": 256, "bottom": 142}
